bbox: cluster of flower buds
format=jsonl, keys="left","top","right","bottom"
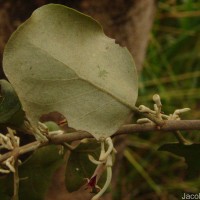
{"left": 168, "top": 108, "right": 191, "bottom": 120}
{"left": 137, "top": 94, "right": 190, "bottom": 124}
{"left": 86, "top": 137, "right": 116, "bottom": 200}
{"left": 0, "top": 128, "right": 20, "bottom": 174}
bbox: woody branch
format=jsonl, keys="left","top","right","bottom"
{"left": 0, "top": 119, "right": 200, "bottom": 163}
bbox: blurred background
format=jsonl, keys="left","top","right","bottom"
{"left": 0, "top": 0, "right": 199, "bottom": 199}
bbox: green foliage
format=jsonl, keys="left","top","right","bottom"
{"left": 140, "top": 1, "right": 200, "bottom": 106}
{"left": 125, "top": 1, "right": 200, "bottom": 199}
{"left": 44, "top": 121, "right": 61, "bottom": 132}
{"left": 0, "top": 145, "right": 63, "bottom": 200}
{"left": 3, "top": 4, "right": 138, "bottom": 140}
{"left": 0, "top": 80, "right": 24, "bottom": 126}
{"left": 18, "top": 145, "right": 63, "bottom": 200}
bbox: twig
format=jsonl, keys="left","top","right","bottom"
{"left": 132, "top": 107, "right": 165, "bottom": 126}
{"left": 0, "top": 120, "right": 200, "bottom": 163}
{"left": 173, "top": 131, "right": 192, "bottom": 145}
{"left": 13, "top": 161, "right": 19, "bottom": 200}
{"left": 7, "top": 128, "right": 20, "bottom": 200}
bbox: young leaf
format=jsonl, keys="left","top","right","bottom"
{"left": 158, "top": 143, "right": 200, "bottom": 179}
{"left": 0, "top": 79, "right": 24, "bottom": 126}
{"left": 3, "top": 4, "right": 138, "bottom": 139}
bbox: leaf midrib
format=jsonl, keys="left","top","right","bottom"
{"left": 25, "top": 40, "right": 134, "bottom": 110}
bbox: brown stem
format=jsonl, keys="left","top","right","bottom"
{"left": 13, "top": 160, "right": 19, "bottom": 200}
{"left": 7, "top": 128, "right": 20, "bottom": 200}
{"left": 0, "top": 120, "right": 200, "bottom": 163}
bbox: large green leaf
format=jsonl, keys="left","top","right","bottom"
{"left": 0, "top": 79, "right": 24, "bottom": 126}
{"left": 0, "top": 145, "right": 63, "bottom": 200}
{"left": 3, "top": 4, "right": 138, "bottom": 139}
{"left": 19, "top": 145, "right": 63, "bottom": 200}
{"left": 159, "top": 143, "right": 200, "bottom": 179}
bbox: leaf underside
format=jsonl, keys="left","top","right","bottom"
{"left": 3, "top": 4, "right": 138, "bottom": 139}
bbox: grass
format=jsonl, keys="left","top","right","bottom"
{"left": 119, "top": 1, "right": 200, "bottom": 199}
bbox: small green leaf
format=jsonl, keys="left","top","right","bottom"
{"left": 3, "top": 4, "right": 138, "bottom": 139}
{"left": 158, "top": 143, "right": 200, "bottom": 179}
{"left": 18, "top": 145, "right": 63, "bottom": 200}
{"left": 65, "top": 141, "right": 106, "bottom": 192}
{"left": 44, "top": 121, "right": 61, "bottom": 132}
{"left": 0, "top": 79, "right": 25, "bottom": 126}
